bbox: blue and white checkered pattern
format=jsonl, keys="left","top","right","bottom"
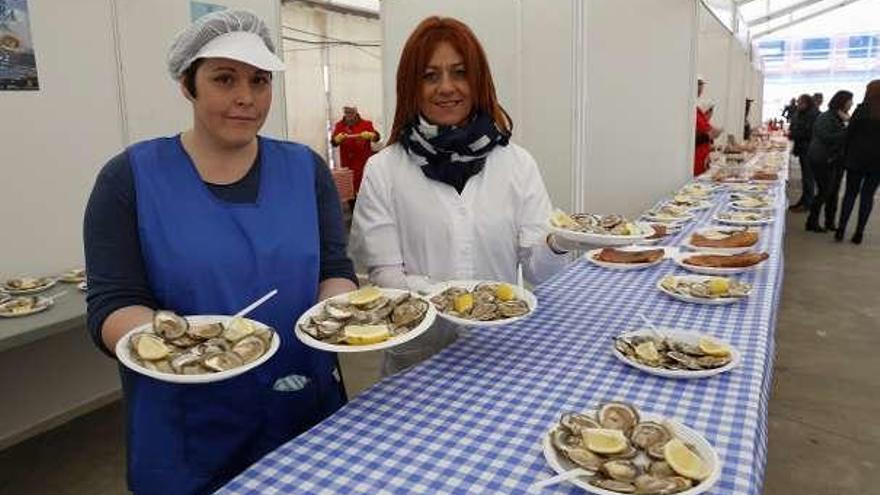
{"left": 219, "top": 153, "right": 788, "bottom": 495}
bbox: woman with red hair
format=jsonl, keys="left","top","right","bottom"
{"left": 351, "top": 17, "right": 572, "bottom": 374}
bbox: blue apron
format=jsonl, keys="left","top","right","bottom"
{"left": 125, "top": 136, "right": 344, "bottom": 495}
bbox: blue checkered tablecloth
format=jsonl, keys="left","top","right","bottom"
{"left": 219, "top": 152, "right": 788, "bottom": 495}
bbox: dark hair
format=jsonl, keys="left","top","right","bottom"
{"left": 182, "top": 59, "right": 205, "bottom": 98}
{"left": 827, "top": 90, "right": 853, "bottom": 112}
{"left": 797, "top": 94, "right": 815, "bottom": 109}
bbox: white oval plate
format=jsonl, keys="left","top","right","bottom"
{"left": 641, "top": 210, "right": 695, "bottom": 224}
{"left": 713, "top": 213, "right": 773, "bottom": 226}
{"left": 612, "top": 328, "right": 741, "bottom": 379}
{"left": 673, "top": 251, "right": 767, "bottom": 275}
{"left": 585, "top": 247, "right": 669, "bottom": 271}
{"left": 427, "top": 280, "right": 537, "bottom": 328}
{"left": 669, "top": 200, "right": 713, "bottom": 211}
{"left": 729, "top": 201, "right": 775, "bottom": 212}
{"left": 0, "top": 296, "right": 53, "bottom": 318}
{"left": 295, "top": 288, "right": 437, "bottom": 353}
{"left": 542, "top": 410, "right": 721, "bottom": 495}
{"left": 3, "top": 278, "right": 57, "bottom": 295}
{"left": 550, "top": 223, "right": 654, "bottom": 247}
{"left": 116, "top": 315, "right": 280, "bottom": 384}
{"left": 657, "top": 276, "right": 749, "bottom": 305}
{"left": 682, "top": 228, "right": 758, "bottom": 255}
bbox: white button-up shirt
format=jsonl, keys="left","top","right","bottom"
{"left": 350, "top": 142, "right": 567, "bottom": 289}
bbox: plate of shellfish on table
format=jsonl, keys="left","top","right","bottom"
{"left": 540, "top": 402, "right": 721, "bottom": 495}
{"left": 612, "top": 329, "right": 740, "bottom": 379}
{"left": 3, "top": 276, "right": 56, "bottom": 295}
{"left": 296, "top": 286, "right": 436, "bottom": 352}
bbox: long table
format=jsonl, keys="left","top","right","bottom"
{"left": 219, "top": 152, "right": 788, "bottom": 495}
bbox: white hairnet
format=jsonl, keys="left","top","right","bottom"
{"left": 167, "top": 9, "right": 277, "bottom": 79}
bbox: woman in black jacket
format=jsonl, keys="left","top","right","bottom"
{"left": 789, "top": 94, "right": 821, "bottom": 211}
{"left": 806, "top": 90, "right": 853, "bottom": 232}
{"left": 836, "top": 80, "right": 880, "bottom": 244}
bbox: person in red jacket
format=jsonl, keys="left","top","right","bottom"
{"left": 694, "top": 99, "right": 721, "bottom": 176}
{"left": 332, "top": 106, "right": 380, "bottom": 194}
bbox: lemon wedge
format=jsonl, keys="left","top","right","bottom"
{"left": 550, "top": 209, "right": 577, "bottom": 229}
{"left": 495, "top": 284, "right": 515, "bottom": 302}
{"left": 453, "top": 293, "right": 474, "bottom": 314}
{"left": 707, "top": 278, "right": 729, "bottom": 296}
{"left": 223, "top": 317, "right": 255, "bottom": 342}
{"left": 635, "top": 341, "right": 660, "bottom": 362}
{"left": 698, "top": 337, "right": 730, "bottom": 357}
{"left": 348, "top": 286, "right": 383, "bottom": 306}
{"left": 135, "top": 334, "right": 170, "bottom": 361}
{"left": 344, "top": 324, "right": 390, "bottom": 345}
{"left": 582, "top": 428, "right": 629, "bottom": 454}
{"left": 664, "top": 438, "right": 709, "bottom": 480}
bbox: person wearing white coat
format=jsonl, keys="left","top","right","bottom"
{"left": 350, "top": 17, "right": 575, "bottom": 375}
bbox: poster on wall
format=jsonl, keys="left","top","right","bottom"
{"left": 0, "top": 0, "right": 39, "bottom": 90}
{"left": 191, "top": 1, "right": 227, "bottom": 22}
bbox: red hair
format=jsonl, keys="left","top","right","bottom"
{"left": 388, "top": 17, "right": 512, "bottom": 144}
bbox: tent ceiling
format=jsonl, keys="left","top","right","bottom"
{"left": 739, "top": 0, "right": 868, "bottom": 37}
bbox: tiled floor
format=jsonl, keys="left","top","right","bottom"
{"left": 1, "top": 181, "right": 878, "bottom": 494}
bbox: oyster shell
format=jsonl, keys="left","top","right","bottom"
{"left": 232, "top": 335, "right": 266, "bottom": 364}
{"left": 153, "top": 311, "right": 188, "bottom": 340}
{"left": 561, "top": 412, "right": 601, "bottom": 435}
{"left": 591, "top": 479, "right": 636, "bottom": 493}
{"left": 187, "top": 322, "right": 224, "bottom": 340}
{"left": 631, "top": 422, "right": 672, "bottom": 450}
{"left": 602, "top": 460, "right": 639, "bottom": 482}
{"left": 599, "top": 402, "right": 640, "bottom": 433}
{"left": 203, "top": 351, "right": 245, "bottom": 372}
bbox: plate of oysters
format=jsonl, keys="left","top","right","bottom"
{"left": 678, "top": 183, "right": 721, "bottom": 197}
{"left": 3, "top": 276, "right": 56, "bottom": 295}
{"left": 585, "top": 247, "right": 669, "bottom": 271}
{"left": 613, "top": 329, "right": 740, "bottom": 379}
{"left": 117, "top": 312, "right": 278, "bottom": 384}
{"left": 58, "top": 268, "right": 86, "bottom": 284}
{"left": 658, "top": 275, "right": 751, "bottom": 305}
{"left": 0, "top": 295, "right": 53, "bottom": 318}
{"left": 673, "top": 251, "right": 769, "bottom": 275}
{"left": 713, "top": 211, "right": 773, "bottom": 226}
{"left": 641, "top": 205, "right": 695, "bottom": 225}
{"left": 667, "top": 195, "right": 713, "bottom": 212}
{"left": 296, "top": 286, "right": 435, "bottom": 352}
{"left": 550, "top": 210, "right": 655, "bottom": 246}
{"left": 428, "top": 280, "right": 535, "bottom": 327}
{"left": 729, "top": 195, "right": 775, "bottom": 212}
{"left": 683, "top": 227, "right": 758, "bottom": 255}
{"left": 542, "top": 402, "right": 720, "bottom": 495}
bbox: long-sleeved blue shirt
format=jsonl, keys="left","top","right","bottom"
{"left": 83, "top": 144, "right": 356, "bottom": 356}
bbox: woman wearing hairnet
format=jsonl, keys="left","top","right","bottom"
{"left": 83, "top": 10, "right": 356, "bottom": 494}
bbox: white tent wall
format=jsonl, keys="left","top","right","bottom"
{"left": 698, "top": 4, "right": 733, "bottom": 137}
{"left": 726, "top": 42, "right": 748, "bottom": 142}
{"left": 115, "top": 0, "right": 287, "bottom": 143}
{"left": 380, "top": 0, "right": 698, "bottom": 216}
{"left": 582, "top": 0, "right": 697, "bottom": 215}
{"left": 282, "top": 2, "right": 383, "bottom": 161}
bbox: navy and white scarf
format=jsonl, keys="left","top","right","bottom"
{"left": 399, "top": 112, "right": 510, "bottom": 193}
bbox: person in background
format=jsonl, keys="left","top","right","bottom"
{"left": 697, "top": 74, "right": 706, "bottom": 98}
{"left": 788, "top": 94, "right": 820, "bottom": 212}
{"left": 83, "top": 11, "right": 356, "bottom": 494}
{"left": 782, "top": 97, "right": 796, "bottom": 122}
{"left": 744, "top": 98, "right": 754, "bottom": 141}
{"left": 350, "top": 17, "right": 577, "bottom": 375}
{"left": 836, "top": 80, "right": 880, "bottom": 244}
{"left": 332, "top": 106, "right": 380, "bottom": 196}
{"left": 813, "top": 92, "right": 824, "bottom": 111}
{"left": 694, "top": 99, "right": 721, "bottom": 176}
{"left": 805, "top": 90, "right": 853, "bottom": 232}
